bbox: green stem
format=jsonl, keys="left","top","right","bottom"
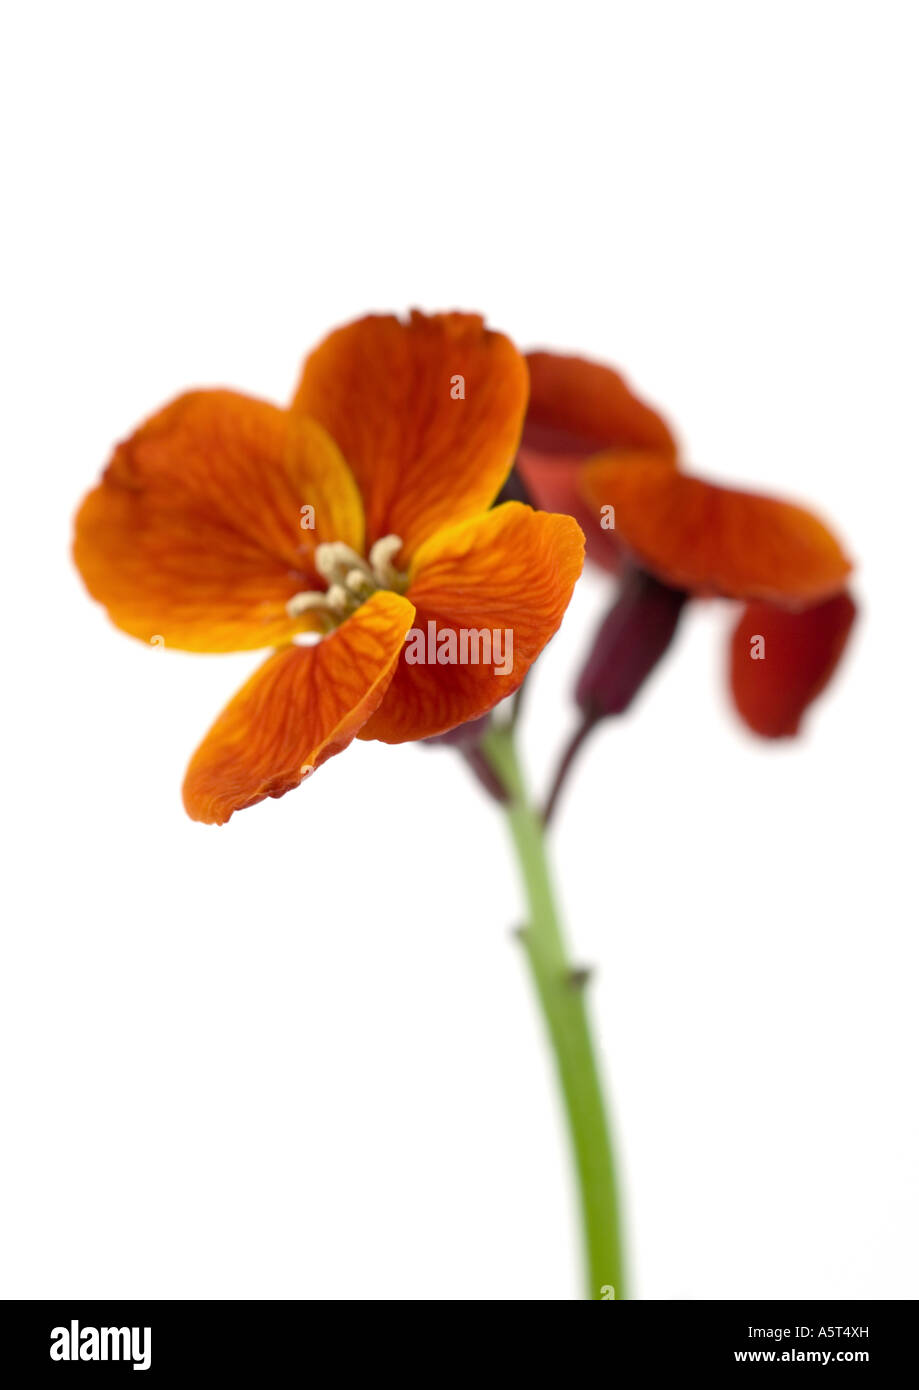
{"left": 482, "top": 721, "right": 627, "bottom": 1301}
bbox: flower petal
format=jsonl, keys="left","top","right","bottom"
{"left": 74, "top": 390, "right": 365, "bottom": 652}
{"left": 729, "top": 594, "right": 857, "bottom": 738}
{"left": 516, "top": 351, "right": 677, "bottom": 575}
{"left": 514, "top": 452, "right": 626, "bottom": 575}
{"left": 359, "top": 503, "right": 584, "bottom": 743}
{"left": 522, "top": 351, "right": 678, "bottom": 459}
{"left": 183, "top": 590, "right": 416, "bottom": 823}
{"left": 582, "top": 454, "right": 853, "bottom": 603}
{"left": 290, "top": 311, "right": 528, "bottom": 558}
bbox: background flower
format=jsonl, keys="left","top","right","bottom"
{"left": 516, "top": 350, "right": 856, "bottom": 741}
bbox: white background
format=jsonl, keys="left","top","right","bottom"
{"left": 1, "top": 1, "right": 916, "bottom": 1300}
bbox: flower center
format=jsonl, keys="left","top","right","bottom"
{"left": 286, "top": 534, "right": 407, "bottom": 630}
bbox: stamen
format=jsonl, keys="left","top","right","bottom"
{"left": 286, "top": 533, "right": 409, "bottom": 632}
{"left": 315, "top": 542, "right": 373, "bottom": 586}
{"left": 325, "top": 582, "right": 357, "bottom": 614}
{"left": 286, "top": 591, "right": 335, "bottom": 618}
{"left": 369, "top": 535, "right": 408, "bottom": 591}
{"left": 345, "top": 567, "right": 376, "bottom": 600}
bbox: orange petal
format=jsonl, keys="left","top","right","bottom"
{"left": 729, "top": 594, "right": 857, "bottom": 738}
{"left": 582, "top": 454, "right": 853, "bottom": 603}
{"left": 516, "top": 352, "right": 677, "bottom": 576}
{"left": 359, "top": 503, "right": 584, "bottom": 743}
{"left": 514, "top": 452, "right": 626, "bottom": 576}
{"left": 291, "top": 311, "right": 528, "bottom": 559}
{"left": 74, "top": 390, "right": 365, "bottom": 652}
{"left": 183, "top": 590, "right": 416, "bottom": 823}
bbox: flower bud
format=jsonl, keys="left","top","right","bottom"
{"left": 576, "top": 568, "right": 687, "bottom": 718}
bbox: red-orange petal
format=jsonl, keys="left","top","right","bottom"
{"left": 183, "top": 590, "right": 415, "bottom": 823}
{"left": 582, "top": 454, "right": 853, "bottom": 603}
{"left": 74, "top": 390, "right": 365, "bottom": 652}
{"left": 290, "top": 311, "right": 528, "bottom": 559}
{"left": 359, "top": 503, "right": 584, "bottom": 743}
{"left": 522, "top": 350, "right": 678, "bottom": 459}
{"left": 729, "top": 593, "right": 857, "bottom": 738}
{"left": 513, "top": 451, "right": 625, "bottom": 576}
{"left": 515, "top": 351, "right": 677, "bottom": 575}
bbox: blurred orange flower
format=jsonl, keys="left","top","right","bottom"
{"left": 516, "top": 350, "right": 856, "bottom": 737}
{"left": 74, "top": 313, "right": 584, "bottom": 823}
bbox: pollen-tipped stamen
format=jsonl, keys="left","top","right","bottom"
{"left": 286, "top": 533, "right": 408, "bottom": 628}
{"left": 369, "top": 535, "right": 408, "bottom": 592}
{"left": 314, "top": 542, "right": 374, "bottom": 587}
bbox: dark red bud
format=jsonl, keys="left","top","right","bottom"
{"left": 576, "top": 568, "right": 687, "bottom": 718}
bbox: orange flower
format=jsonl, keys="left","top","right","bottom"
{"left": 515, "top": 350, "right": 856, "bottom": 738}
{"left": 74, "top": 313, "right": 584, "bottom": 822}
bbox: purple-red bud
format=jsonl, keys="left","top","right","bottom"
{"left": 576, "top": 568, "right": 687, "bottom": 718}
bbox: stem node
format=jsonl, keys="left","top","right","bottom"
{"left": 567, "top": 966, "right": 594, "bottom": 991}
